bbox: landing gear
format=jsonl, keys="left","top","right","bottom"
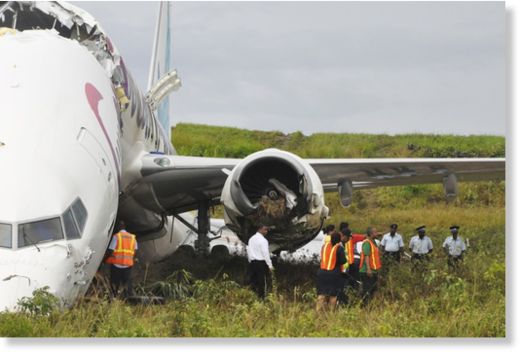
{"left": 173, "top": 200, "right": 219, "bottom": 256}
{"left": 194, "top": 200, "right": 210, "bottom": 255}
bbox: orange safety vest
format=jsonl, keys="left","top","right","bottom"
{"left": 320, "top": 242, "right": 340, "bottom": 270}
{"left": 345, "top": 239, "right": 355, "bottom": 265}
{"left": 106, "top": 231, "right": 136, "bottom": 267}
{"left": 359, "top": 239, "right": 381, "bottom": 271}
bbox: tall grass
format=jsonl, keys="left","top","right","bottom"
{"left": 0, "top": 202, "right": 504, "bottom": 338}
{"left": 0, "top": 240, "right": 505, "bottom": 337}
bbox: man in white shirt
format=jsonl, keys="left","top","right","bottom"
{"left": 409, "top": 225, "right": 433, "bottom": 267}
{"left": 443, "top": 225, "right": 466, "bottom": 269}
{"left": 247, "top": 224, "right": 273, "bottom": 299}
{"left": 381, "top": 223, "right": 404, "bottom": 262}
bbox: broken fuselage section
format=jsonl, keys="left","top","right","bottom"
{"left": 0, "top": 1, "right": 134, "bottom": 113}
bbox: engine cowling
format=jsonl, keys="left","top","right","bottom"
{"left": 220, "top": 149, "right": 329, "bottom": 252}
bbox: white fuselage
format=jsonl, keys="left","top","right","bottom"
{"left": 0, "top": 29, "right": 186, "bottom": 310}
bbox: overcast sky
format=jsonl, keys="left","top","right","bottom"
{"left": 76, "top": 1, "right": 506, "bottom": 136}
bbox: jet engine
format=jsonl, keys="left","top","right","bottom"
{"left": 220, "top": 149, "right": 329, "bottom": 252}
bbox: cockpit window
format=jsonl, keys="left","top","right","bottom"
{"left": 18, "top": 217, "right": 64, "bottom": 248}
{"left": 71, "top": 199, "right": 87, "bottom": 233}
{"left": 0, "top": 223, "right": 12, "bottom": 248}
{"left": 62, "top": 208, "right": 80, "bottom": 240}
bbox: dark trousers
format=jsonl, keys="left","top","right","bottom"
{"left": 383, "top": 251, "right": 401, "bottom": 263}
{"left": 360, "top": 272, "right": 378, "bottom": 305}
{"left": 337, "top": 276, "right": 349, "bottom": 305}
{"left": 347, "top": 259, "right": 360, "bottom": 289}
{"left": 448, "top": 255, "right": 464, "bottom": 268}
{"left": 411, "top": 253, "right": 430, "bottom": 270}
{"left": 412, "top": 253, "right": 429, "bottom": 261}
{"left": 249, "top": 260, "right": 270, "bottom": 299}
{"left": 110, "top": 265, "right": 133, "bottom": 298}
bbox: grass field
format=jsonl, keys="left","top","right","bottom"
{"left": 0, "top": 123, "right": 505, "bottom": 337}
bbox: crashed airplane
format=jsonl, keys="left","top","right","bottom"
{"left": 0, "top": 1, "right": 505, "bottom": 311}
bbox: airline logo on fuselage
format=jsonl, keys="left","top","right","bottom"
{"left": 85, "top": 82, "right": 121, "bottom": 187}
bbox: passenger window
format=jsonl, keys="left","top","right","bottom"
{"left": 18, "top": 218, "right": 64, "bottom": 248}
{"left": 63, "top": 208, "right": 80, "bottom": 240}
{"left": 71, "top": 199, "right": 87, "bottom": 233}
{"left": 0, "top": 223, "right": 12, "bottom": 248}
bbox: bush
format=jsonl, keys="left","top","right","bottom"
{"left": 17, "top": 287, "right": 60, "bottom": 316}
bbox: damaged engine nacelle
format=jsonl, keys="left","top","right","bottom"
{"left": 221, "top": 149, "right": 329, "bottom": 252}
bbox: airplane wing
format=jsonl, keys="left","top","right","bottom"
{"left": 121, "top": 155, "right": 240, "bottom": 214}
{"left": 307, "top": 157, "right": 505, "bottom": 191}
{"left": 123, "top": 153, "right": 505, "bottom": 215}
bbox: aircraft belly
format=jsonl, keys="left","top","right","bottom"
{"left": 138, "top": 215, "right": 190, "bottom": 263}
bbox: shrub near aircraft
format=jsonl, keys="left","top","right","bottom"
{"left": 0, "top": 1, "right": 505, "bottom": 311}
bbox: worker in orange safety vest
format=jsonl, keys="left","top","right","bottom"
{"left": 316, "top": 232, "right": 346, "bottom": 311}
{"left": 340, "top": 228, "right": 359, "bottom": 288}
{"left": 336, "top": 227, "right": 356, "bottom": 306}
{"left": 103, "top": 221, "right": 138, "bottom": 298}
{"left": 359, "top": 226, "right": 382, "bottom": 306}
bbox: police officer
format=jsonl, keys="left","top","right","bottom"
{"left": 443, "top": 225, "right": 466, "bottom": 269}
{"left": 409, "top": 225, "right": 433, "bottom": 265}
{"left": 381, "top": 223, "right": 404, "bottom": 262}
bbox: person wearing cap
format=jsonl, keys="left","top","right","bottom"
{"left": 316, "top": 232, "right": 347, "bottom": 311}
{"left": 443, "top": 225, "right": 466, "bottom": 269}
{"left": 247, "top": 224, "right": 274, "bottom": 299}
{"left": 381, "top": 223, "right": 404, "bottom": 263}
{"left": 359, "top": 227, "right": 382, "bottom": 306}
{"left": 409, "top": 225, "right": 433, "bottom": 265}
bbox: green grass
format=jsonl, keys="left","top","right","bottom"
{"left": 0, "top": 239, "right": 505, "bottom": 337}
{"left": 172, "top": 123, "right": 505, "bottom": 158}
{"left": 0, "top": 123, "right": 505, "bottom": 337}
